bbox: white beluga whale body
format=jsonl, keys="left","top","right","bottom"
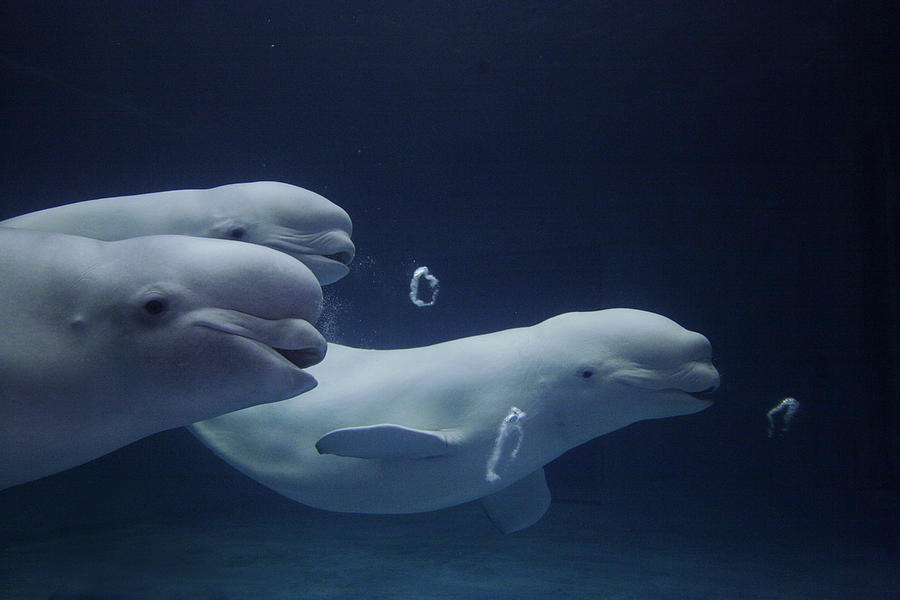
{"left": 192, "top": 309, "right": 720, "bottom": 533}
{"left": 0, "top": 227, "right": 327, "bottom": 490}
{"left": 0, "top": 181, "right": 355, "bottom": 285}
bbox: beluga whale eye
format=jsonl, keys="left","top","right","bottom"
{"left": 229, "top": 226, "right": 246, "bottom": 240}
{"left": 579, "top": 368, "right": 595, "bottom": 379}
{"left": 143, "top": 298, "right": 168, "bottom": 315}
{"left": 132, "top": 286, "right": 180, "bottom": 323}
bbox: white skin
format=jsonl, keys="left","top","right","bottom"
{"left": 0, "top": 181, "right": 355, "bottom": 285}
{"left": 192, "top": 309, "right": 720, "bottom": 517}
{"left": 0, "top": 228, "right": 327, "bottom": 489}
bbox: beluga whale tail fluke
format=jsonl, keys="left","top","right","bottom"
{"left": 0, "top": 181, "right": 355, "bottom": 285}
{"left": 192, "top": 308, "right": 720, "bottom": 533}
{"left": 0, "top": 227, "right": 328, "bottom": 490}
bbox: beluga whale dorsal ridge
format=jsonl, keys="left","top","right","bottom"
{"left": 0, "top": 227, "right": 328, "bottom": 490}
{"left": 0, "top": 181, "right": 355, "bottom": 285}
{"left": 191, "top": 308, "right": 720, "bottom": 533}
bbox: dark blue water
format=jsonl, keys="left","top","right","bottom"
{"left": 1, "top": 3, "right": 896, "bottom": 598}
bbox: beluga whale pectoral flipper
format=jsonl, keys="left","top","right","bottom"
{"left": 0, "top": 227, "right": 328, "bottom": 490}
{"left": 315, "top": 424, "right": 456, "bottom": 459}
{"left": 192, "top": 308, "right": 720, "bottom": 533}
{"left": 0, "top": 181, "right": 355, "bottom": 285}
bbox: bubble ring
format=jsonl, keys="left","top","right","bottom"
{"left": 485, "top": 406, "right": 526, "bottom": 482}
{"left": 766, "top": 397, "right": 800, "bottom": 438}
{"left": 409, "top": 266, "right": 439, "bottom": 307}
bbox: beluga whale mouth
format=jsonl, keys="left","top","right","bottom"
{"left": 274, "top": 346, "right": 327, "bottom": 369}
{"left": 624, "top": 369, "right": 721, "bottom": 409}
{"left": 192, "top": 307, "right": 327, "bottom": 372}
{"left": 688, "top": 385, "right": 719, "bottom": 401}
{"left": 658, "top": 379, "right": 720, "bottom": 402}
{"left": 323, "top": 250, "right": 354, "bottom": 266}
{"left": 264, "top": 229, "right": 355, "bottom": 286}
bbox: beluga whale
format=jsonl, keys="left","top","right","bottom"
{"left": 0, "top": 227, "right": 327, "bottom": 490}
{"left": 0, "top": 181, "right": 355, "bottom": 285}
{"left": 192, "top": 309, "right": 720, "bottom": 533}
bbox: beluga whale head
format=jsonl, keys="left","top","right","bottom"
{"left": 0, "top": 181, "right": 356, "bottom": 285}
{"left": 70, "top": 234, "right": 329, "bottom": 417}
{"left": 0, "top": 228, "right": 328, "bottom": 489}
{"left": 198, "top": 182, "right": 355, "bottom": 285}
{"left": 528, "top": 308, "right": 720, "bottom": 448}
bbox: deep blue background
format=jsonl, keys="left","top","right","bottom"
{"left": 0, "top": 2, "right": 896, "bottom": 538}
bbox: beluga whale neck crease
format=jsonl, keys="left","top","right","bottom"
{"left": 0, "top": 181, "right": 356, "bottom": 285}
{"left": 192, "top": 308, "right": 720, "bottom": 533}
{"left": 0, "top": 227, "right": 328, "bottom": 490}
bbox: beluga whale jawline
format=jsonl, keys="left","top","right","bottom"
{"left": 191, "top": 308, "right": 720, "bottom": 533}
{"left": 0, "top": 227, "right": 327, "bottom": 490}
{"left": 0, "top": 181, "right": 355, "bottom": 285}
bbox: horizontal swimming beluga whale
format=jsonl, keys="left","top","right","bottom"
{"left": 0, "top": 181, "right": 355, "bottom": 285}
{"left": 0, "top": 227, "right": 327, "bottom": 490}
{"left": 191, "top": 309, "right": 720, "bottom": 533}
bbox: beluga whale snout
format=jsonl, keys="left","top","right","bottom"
{"left": 0, "top": 228, "right": 327, "bottom": 490}
{"left": 0, "top": 181, "right": 356, "bottom": 285}
{"left": 192, "top": 307, "right": 720, "bottom": 533}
